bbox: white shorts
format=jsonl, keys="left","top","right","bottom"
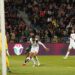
{"left": 30, "top": 46, "right": 39, "bottom": 53}
{"left": 69, "top": 43, "right": 75, "bottom": 49}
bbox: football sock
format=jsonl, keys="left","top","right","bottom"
{"left": 64, "top": 51, "right": 70, "bottom": 59}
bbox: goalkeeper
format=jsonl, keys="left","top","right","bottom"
{"left": 0, "top": 32, "right": 11, "bottom": 72}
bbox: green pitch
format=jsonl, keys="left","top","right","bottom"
{"left": 0, "top": 55, "right": 75, "bottom": 75}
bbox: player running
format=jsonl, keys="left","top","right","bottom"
{"left": 64, "top": 29, "right": 75, "bottom": 59}
{"left": 23, "top": 34, "right": 48, "bottom": 66}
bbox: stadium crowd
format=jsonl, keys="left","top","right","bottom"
{"left": 5, "top": 0, "right": 75, "bottom": 43}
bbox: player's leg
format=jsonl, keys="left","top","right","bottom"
{"left": 31, "top": 57, "right": 36, "bottom": 67}
{"left": 23, "top": 46, "right": 31, "bottom": 65}
{"left": 23, "top": 52, "right": 34, "bottom": 65}
{"left": 24, "top": 52, "right": 29, "bottom": 63}
{"left": 29, "top": 52, "right": 40, "bottom": 67}
{"left": 64, "top": 45, "right": 72, "bottom": 59}
{"left": 6, "top": 56, "right": 11, "bottom": 72}
{"left": 23, "top": 52, "right": 36, "bottom": 66}
{"left": 23, "top": 47, "right": 38, "bottom": 66}
{"left": 28, "top": 50, "right": 40, "bottom": 67}
{"left": 34, "top": 51, "right": 40, "bottom": 66}
{"left": 64, "top": 49, "right": 71, "bottom": 59}
{"left": 34, "top": 55, "right": 40, "bottom": 66}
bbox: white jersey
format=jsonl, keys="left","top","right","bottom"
{"left": 30, "top": 38, "right": 46, "bottom": 53}
{"left": 69, "top": 33, "right": 75, "bottom": 49}
{"left": 30, "top": 38, "right": 39, "bottom": 47}
{"left": 70, "top": 33, "right": 75, "bottom": 44}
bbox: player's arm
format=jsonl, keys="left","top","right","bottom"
{"left": 38, "top": 41, "right": 49, "bottom": 51}
{"left": 5, "top": 36, "right": 10, "bottom": 56}
{"left": 6, "top": 49, "right": 10, "bottom": 56}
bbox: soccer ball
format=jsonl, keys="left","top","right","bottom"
{"left": 13, "top": 44, "right": 23, "bottom": 55}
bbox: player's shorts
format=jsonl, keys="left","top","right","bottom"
{"left": 30, "top": 46, "right": 39, "bottom": 53}
{"left": 68, "top": 43, "right": 75, "bottom": 49}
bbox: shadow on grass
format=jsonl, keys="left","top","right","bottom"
{"left": 8, "top": 71, "right": 32, "bottom": 75}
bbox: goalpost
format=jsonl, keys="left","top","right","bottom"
{"left": 0, "top": 0, "right": 7, "bottom": 75}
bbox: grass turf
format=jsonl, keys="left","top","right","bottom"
{"left": 0, "top": 55, "right": 75, "bottom": 75}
